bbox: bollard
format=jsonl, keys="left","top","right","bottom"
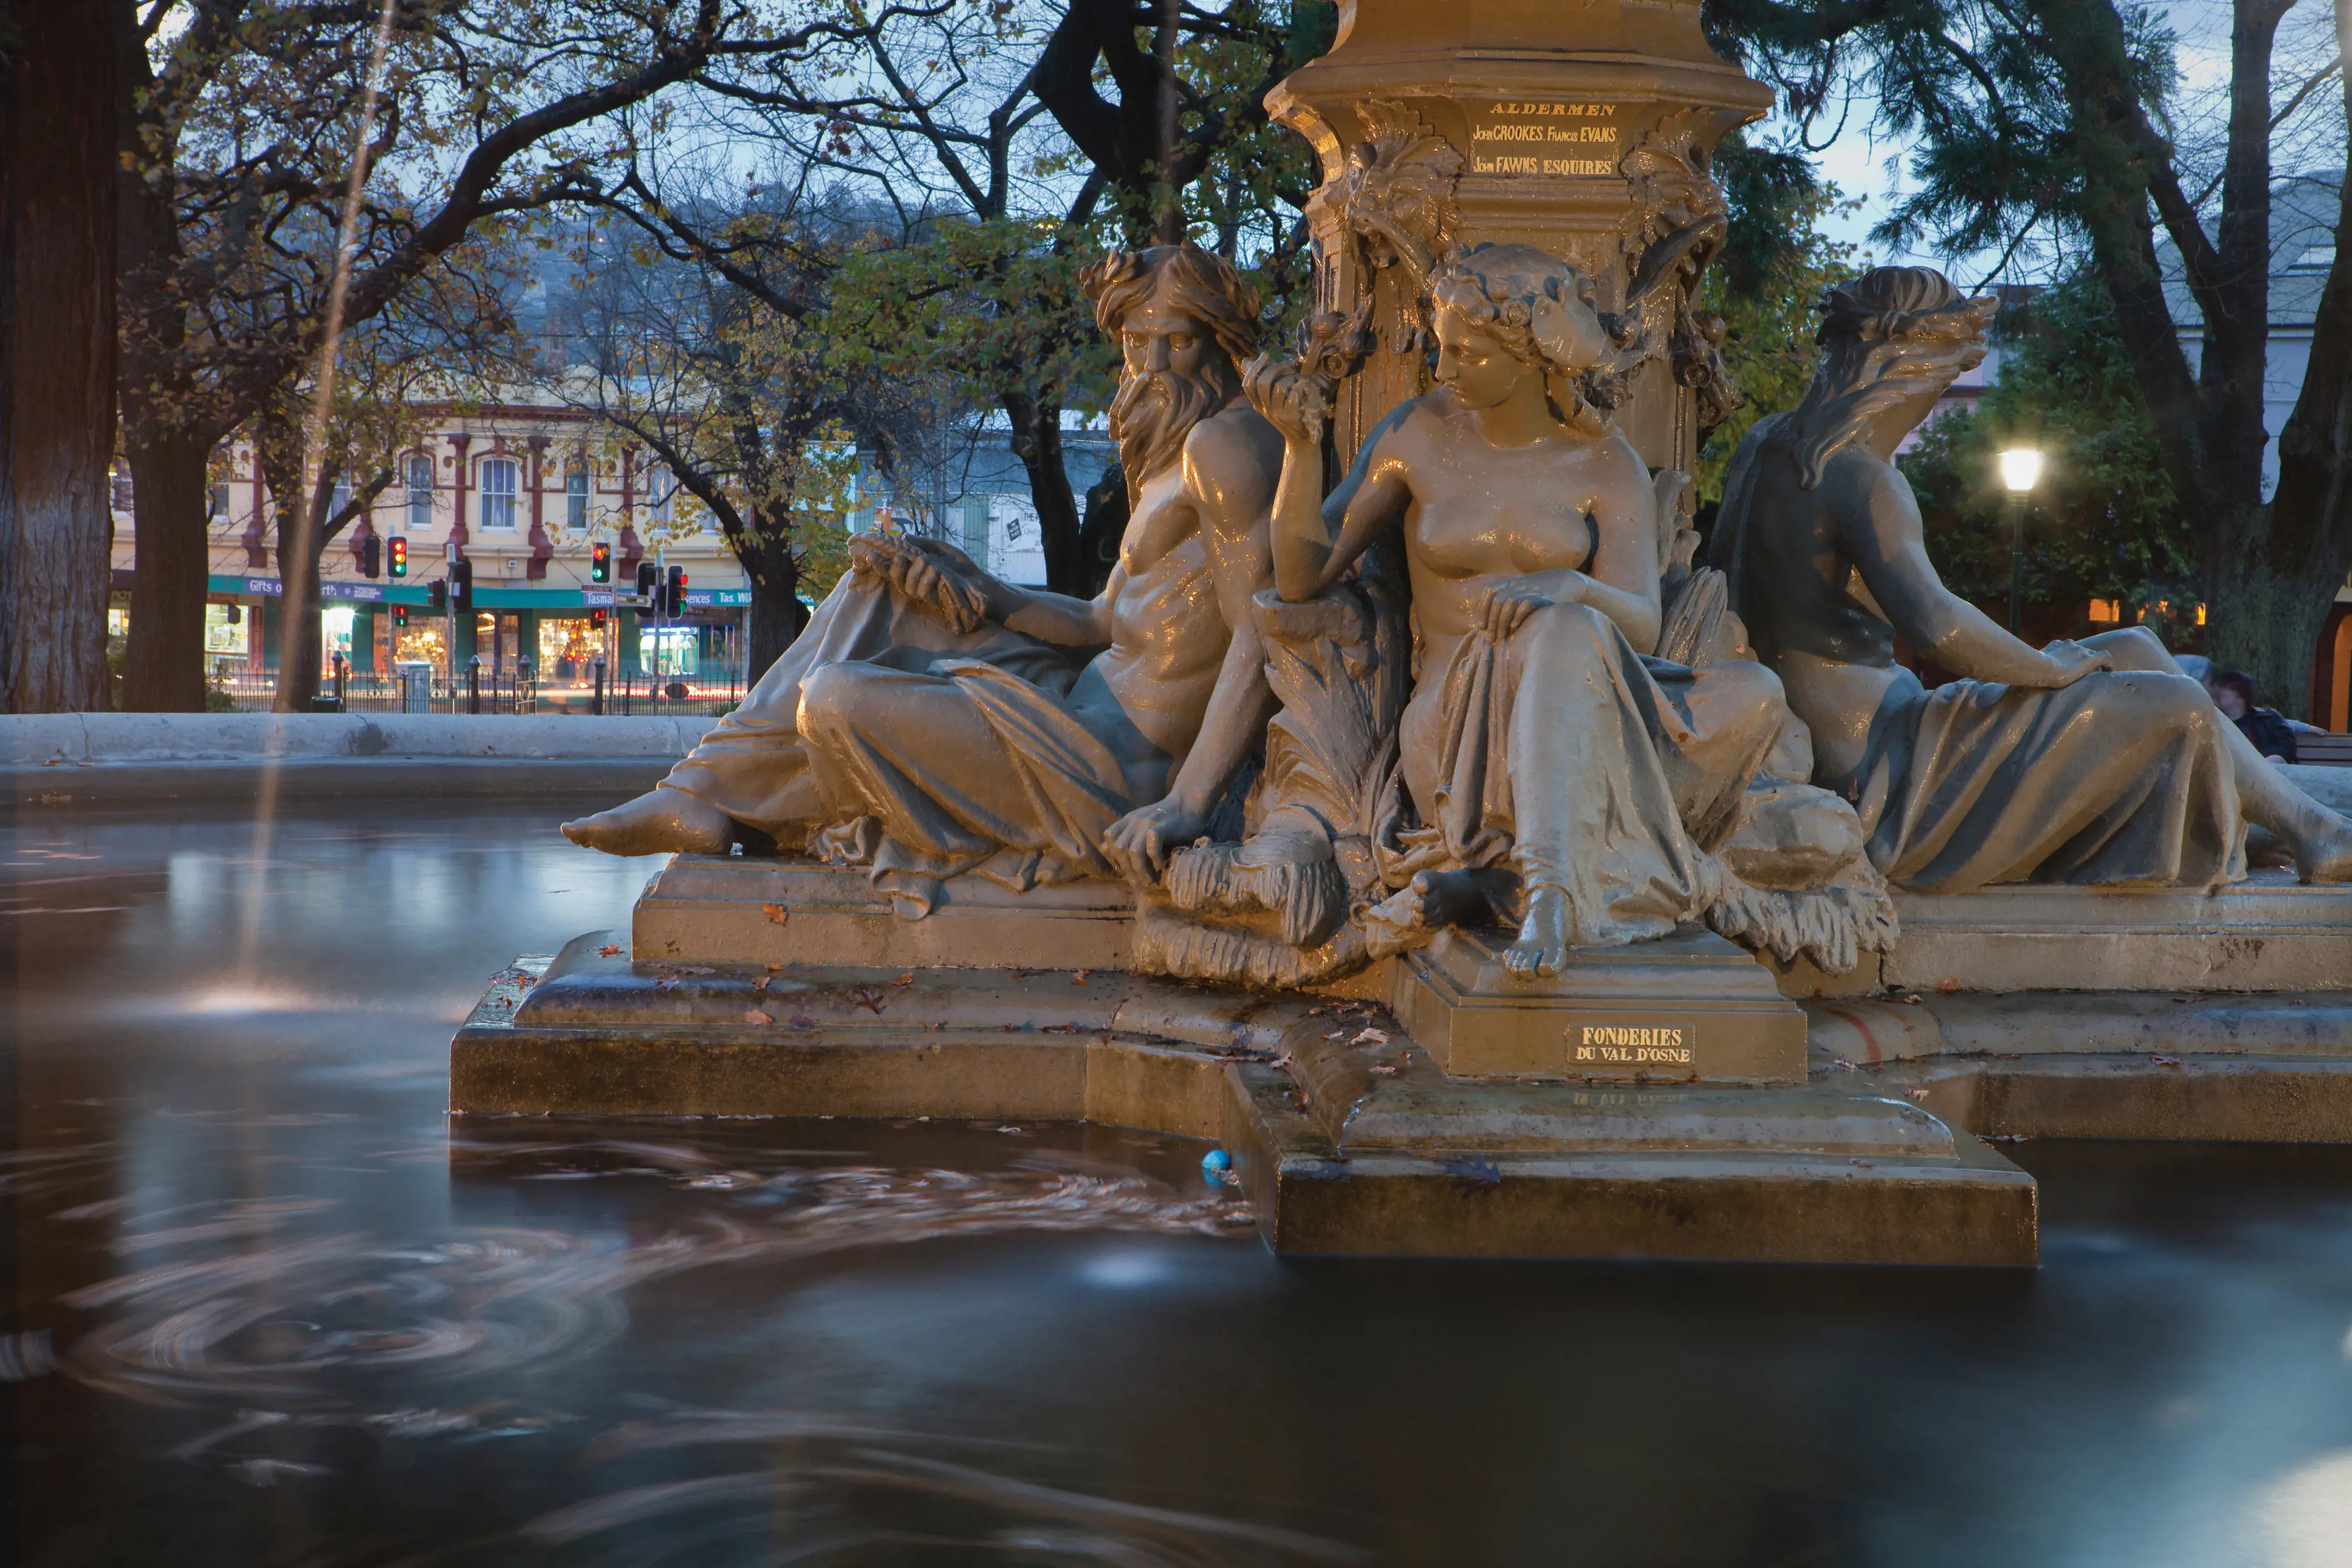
{"left": 467, "top": 655, "right": 482, "bottom": 715}
{"left": 592, "top": 659, "right": 606, "bottom": 717}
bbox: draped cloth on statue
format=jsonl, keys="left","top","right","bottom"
{"left": 799, "top": 655, "right": 1139, "bottom": 899}
{"left": 1844, "top": 669, "right": 2247, "bottom": 892}
{"left": 1396, "top": 599, "right": 1787, "bottom": 945}
{"left": 655, "top": 573, "right": 1145, "bottom": 908}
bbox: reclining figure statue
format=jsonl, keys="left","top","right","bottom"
{"left": 561, "top": 244, "right": 1284, "bottom": 911}
{"left": 1711, "top": 265, "right": 2352, "bottom": 890}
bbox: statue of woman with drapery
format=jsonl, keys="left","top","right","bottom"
{"left": 1241, "top": 243, "right": 1878, "bottom": 976}
{"left": 1711, "top": 265, "right": 2352, "bottom": 892}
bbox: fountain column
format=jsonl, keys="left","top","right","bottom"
{"left": 1266, "top": 0, "right": 1773, "bottom": 472}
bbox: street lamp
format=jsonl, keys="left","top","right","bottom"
{"left": 2000, "top": 445, "right": 2043, "bottom": 633}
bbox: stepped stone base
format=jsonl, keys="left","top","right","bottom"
{"left": 452, "top": 856, "right": 2352, "bottom": 1267}
{"left": 453, "top": 934, "right": 2035, "bottom": 1266}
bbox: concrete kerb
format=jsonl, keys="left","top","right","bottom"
{"left": 4, "top": 712, "right": 705, "bottom": 802}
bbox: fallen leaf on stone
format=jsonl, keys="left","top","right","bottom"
{"left": 893, "top": 971, "right": 914, "bottom": 987}
{"left": 854, "top": 988, "right": 885, "bottom": 1015}
{"left": 1071, "top": 969, "right": 1090, "bottom": 985}
{"left": 655, "top": 978, "right": 679, "bottom": 993}
{"left": 1269, "top": 1053, "right": 1294, "bottom": 1070}
{"left": 1350, "top": 1027, "right": 1388, "bottom": 1045}
{"left": 753, "top": 974, "right": 770, "bottom": 993}
{"left": 598, "top": 944, "right": 621, "bottom": 957}
{"left": 744, "top": 1009, "right": 772, "bottom": 1026}
{"left": 1369, "top": 1064, "right": 1400, "bottom": 1077}
{"left": 762, "top": 903, "right": 789, "bottom": 927}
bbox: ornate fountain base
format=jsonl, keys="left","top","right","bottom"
{"left": 450, "top": 856, "right": 2352, "bottom": 1267}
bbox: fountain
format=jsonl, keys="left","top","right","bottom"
{"left": 457, "top": 0, "right": 2352, "bottom": 1266}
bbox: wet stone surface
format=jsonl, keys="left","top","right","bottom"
{"left": 6, "top": 798, "right": 2352, "bottom": 1565}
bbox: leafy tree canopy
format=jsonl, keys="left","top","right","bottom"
{"left": 1898, "top": 273, "right": 2197, "bottom": 622}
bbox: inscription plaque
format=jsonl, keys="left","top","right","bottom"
{"left": 1570, "top": 1024, "right": 1696, "bottom": 1067}
{"left": 1469, "top": 100, "right": 1618, "bottom": 177}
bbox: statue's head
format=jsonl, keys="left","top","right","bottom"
{"left": 1784, "top": 266, "right": 1999, "bottom": 488}
{"left": 1083, "top": 244, "right": 1260, "bottom": 490}
{"left": 1428, "top": 244, "right": 1612, "bottom": 433}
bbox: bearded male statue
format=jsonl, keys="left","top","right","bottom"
{"left": 562, "top": 244, "right": 1284, "bottom": 909}
{"left": 1712, "top": 265, "right": 2352, "bottom": 891}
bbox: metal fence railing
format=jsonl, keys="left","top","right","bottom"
{"left": 208, "top": 659, "right": 748, "bottom": 718}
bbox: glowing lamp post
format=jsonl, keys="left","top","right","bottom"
{"left": 2000, "top": 446, "right": 2043, "bottom": 633}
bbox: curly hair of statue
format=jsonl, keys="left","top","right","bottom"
{"left": 1427, "top": 244, "right": 1610, "bottom": 435}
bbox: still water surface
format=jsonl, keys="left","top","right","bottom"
{"left": 6, "top": 798, "right": 2352, "bottom": 1567}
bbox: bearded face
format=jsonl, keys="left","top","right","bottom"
{"left": 1107, "top": 289, "right": 1241, "bottom": 494}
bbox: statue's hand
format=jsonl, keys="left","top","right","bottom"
{"left": 1476, "top": 573, "right": 1584, "bottom": 640}
{"left": 1241, "top": 354, "right": 1328, "bottom": 445}
{"left": 1102, "top": 796, "right": 1210, "bottom": 888}
{"left": 2034, "top": 638, "right": 2114, "bottom": 688}
{"left": 850, "top": 534, "right": 988, "bottom": 634}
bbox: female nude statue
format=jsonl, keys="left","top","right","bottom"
{"left": 1712, "top": 265, "right": 2352, "bottom": 889}
{"left": 1247, "top": 244, "right": 1825, "bottom": 974}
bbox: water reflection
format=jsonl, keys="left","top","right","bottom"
{"left": 12, "top": 799, "right": 2352, "bottom": 1565}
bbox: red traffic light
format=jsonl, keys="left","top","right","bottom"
{"left": 388, "top": 536, "right": 408, "bottom": 577}
{"left": 590, "top": 541, "right": 611, "bottom": 583}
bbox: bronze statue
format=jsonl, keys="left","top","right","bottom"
{"left": 1712, "top": 265, "right": 2352, "bottom": 889}
{"left": 561, "top": 244, "right": 1284, "bottom": 909}
{"left": 1238, "top": 243, "right": 1880, "bottom": 977}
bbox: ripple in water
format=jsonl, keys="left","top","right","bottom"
{"left": 61, "top": 1162, "right": 1253, "bottom": 1411}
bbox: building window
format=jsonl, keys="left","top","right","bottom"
{"left": 208, "top": 483, "right": 232, "bottom": 525}
{"left": 329, "top": 477, "right": 352, "bottom": 523}
{"left": 480, "top": 457, "right": 518, "bottom": 530}
{"left": 566, "top": 465, "right": 588, "bottom": 531}
{"left": 406, "top": 455, "right": 434, "bottom": 532}
{"left": 647, "top": 463, "right": 676, "bottom": 525}
{"left": 203, "top": 602, "right": 248, "bottom": 657}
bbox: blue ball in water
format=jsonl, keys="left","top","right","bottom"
{"left": 1201, "top": 1149, "right": 1233, "bottom": 1181}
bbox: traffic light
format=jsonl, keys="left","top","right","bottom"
{"left": 665, "top": 565, "right": 687, "bottom": 617}
{"left": 428, "top": 580, "right": 448, "bottom": 613}
{"left": 393, "top": 604, "right": 409, "bottom": 628}
{"left": 589, "top": 607, "right": 608, "bottom": 628}
{"left": 635, "top": 561, "right": 659, "bottom": 603}
{"left": 451, "top": 558, "right": 473, "bottom": 609}
{"left": 388, "top": 536, "right": 407, "bottom": 577}
{"left": 590, "top": 541, "right": 611, "bottom": 583}
{"left": 360, "top": 534, "right": 382, "bottom": 578}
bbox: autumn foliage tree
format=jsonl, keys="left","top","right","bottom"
{"left": 112, "top": 0, "right": 835, "bottom": 710}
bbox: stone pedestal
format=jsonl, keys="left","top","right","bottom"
{"left": 454, "top": 859, "right": 2352, "bottom": 1266}
{"left": 1393, "top": 926, "right": 1806, "bottom": 1083}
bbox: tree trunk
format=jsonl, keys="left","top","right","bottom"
{"left": 253, "top": 422, "right": 323, "bottom": 712}
{"left": 0, "top": 0, "right": 119, "bottom": 712}
{"left": 739, "top": 507, "right": 807, "bottom": 684}
{"left": 1002, "top": 388, "right": 1084, "bottom": 594}
{"left": 120, "top": 430, "right": 214, "bottom": 711}
{"left": 273, "top": 508, "right": 324, "bottom": 711}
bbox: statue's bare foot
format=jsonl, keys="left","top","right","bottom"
{"left": 561, "top": 787, "right": 733, "bottom": 856}
{"left": 1503, "top": 884, "right": 1573, "bottom": 978}
{"left": 1411, "top": 868, "right": 1497, "bottom": 929}
{"left": 2289, "top": 808, "right": 2352, "bottom": 883}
